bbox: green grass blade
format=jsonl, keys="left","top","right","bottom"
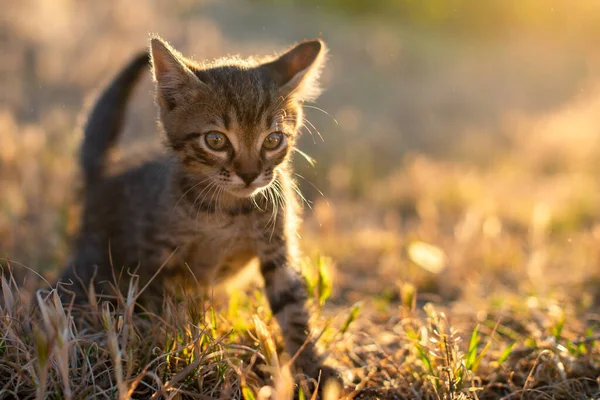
{"left": 498, "top": 342, "right": 516, "bottom": 365}
{"left": 465, "top": 324, "right": 480, "bottom": 370}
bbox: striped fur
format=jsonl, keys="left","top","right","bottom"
{"left": 60, "top": 35, "right": 337, "bottom": 382}
{"left": 80, "top": 52, "right": 149, "bottom": 184}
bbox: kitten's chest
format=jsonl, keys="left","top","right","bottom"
{"left": 205, "top": 215, "right": 261, "bottom": 251}
{"left": 180, "top": 214, "right": 264, "bottom": 279}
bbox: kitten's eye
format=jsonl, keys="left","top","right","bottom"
{"left": 205, "top": 131, "right": 228, "bottom": 151}
{"left": 263, "top": 132, "right": 284, "bottom": 150}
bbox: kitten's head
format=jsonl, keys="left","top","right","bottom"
{"left": 149, "top": 35, "right": 326, "bottom": 198}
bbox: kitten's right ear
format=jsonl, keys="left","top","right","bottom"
{"left": 262, "top": 39, "right": 327, "bottom": 102}
{"left": 150, "top": 36, "right": 203, "bottom": 109}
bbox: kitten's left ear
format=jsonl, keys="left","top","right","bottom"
{"left": 262, "top": 39, "right": 327, "bottom": 102}
{"left": 149, "top": 35, "right": 204, "bottom": 110}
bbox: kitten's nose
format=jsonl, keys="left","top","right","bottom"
{"left": 237, "top": 171, "right": 260, "bottom": 186}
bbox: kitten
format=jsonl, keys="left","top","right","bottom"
{"left": 59, "top": 35, "right": 338, "bottom": 383}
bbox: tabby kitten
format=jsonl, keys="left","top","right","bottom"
{"left": 60, "top": 35, "right": 337, "bottom": 382}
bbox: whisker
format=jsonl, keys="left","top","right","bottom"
{"left": 215, "top": 186, "right": 225, "bottom": 225}
{"left": 276, "top": 179, "right": 287, "bottom": 210}
{"left": 264, "top": 184, "right": 280, "bottom": 239}
{"left": 279, "top": 116, "right": 321, "bottom": 143}
{"left": 207, "top": 181, "right": 221, "bottom": 224}
{"left": 302, "top": 116, "right": 324, "bottom": 142}
{"left": 290, "top": 179, "right": 312, "bottom": 210}
{"left": 281, "top": 115, "right": 316, "bottom": 143}
{"left": 269, "top": 185, "right": 281, "bottom": 241}
{"left": 293, "top": 148, "right": 316, "bottom": 167}
{"left": 273, "top": 179, "right": 286, "bottom": 212}
{"left": 172, "top": 176, "right": 212, "bottom": 217}
{"left": 251, "top": 193, "right": 265, "bottom": 213}
{"left": 191, "top": 180, "right": 216, "bottom": 214}
{"left": 273, "top": 85, "right": 303, "bottom": 110}
{"left": 300, "top": 119, "right": 316, "bottom": 143}
{"left": 304, "top": 105, "right": 339, "bottom": 125}
{"left": 294, "top": 172, "right": 325, "bottom": 197}
{"left": 194, "top": 180, "right": 218, "bottom": 227}
{"left": 265, "top": 185, "right": 277, "bottom": 229}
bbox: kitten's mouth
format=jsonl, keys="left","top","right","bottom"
{"left": 226, "top": 184, "right": 267, "bottom": 198}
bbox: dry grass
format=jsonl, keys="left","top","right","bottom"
{"left": 2, "top": 245, "right": 600, "bottom": 399}
{"left": 3, "top": 1, "right": 600, "bottom": 399}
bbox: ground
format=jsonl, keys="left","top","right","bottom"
{"left": 2, "top": 1, "right": 600, "bottom": 399}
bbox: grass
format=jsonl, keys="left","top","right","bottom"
{"left": 2, "top": 202, "right": 600, "bottom": 399}
{"left": 0, "top": 259, "right": 347, "bottom": 399}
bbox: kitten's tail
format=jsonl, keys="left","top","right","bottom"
{"left": 80, "top": 51, "right": 149, "bottom": 184}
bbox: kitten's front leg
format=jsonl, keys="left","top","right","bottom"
{"left": 258, "top": 240, "right": 339, "bottom": 385}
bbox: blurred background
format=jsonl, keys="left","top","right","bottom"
{"left": 2, "top": 0, "right": 600, "bottom": 310}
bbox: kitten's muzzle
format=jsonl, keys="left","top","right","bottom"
{"left": 236, "top": 170, "right": 260, "bottom": 186}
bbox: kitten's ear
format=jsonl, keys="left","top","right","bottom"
{"left": 263, "top": 39, "right": 327, "bottom": 102}
{"left": 150, "top": 36, "right": 203, "bottom": 109}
